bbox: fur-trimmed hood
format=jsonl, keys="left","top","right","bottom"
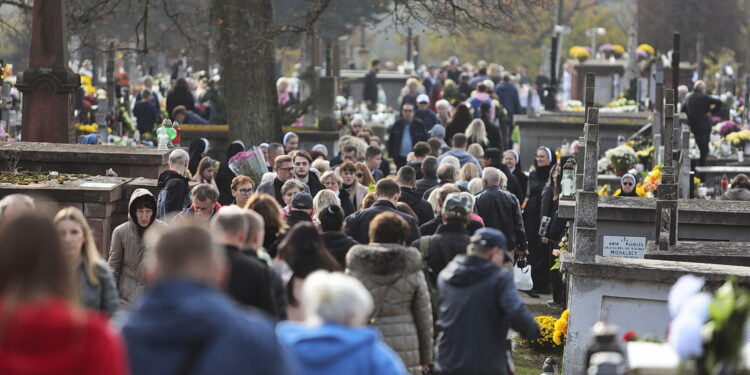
{"left": 346, "top": 243, "right": 422, "bottom": 284}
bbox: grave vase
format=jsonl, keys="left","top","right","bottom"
{"left": 743, "top": 142, "right": 750, "bottom": 156}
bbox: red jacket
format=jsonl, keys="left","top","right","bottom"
{"left": 0, "top": 298, "right": 129, "bottom": 375}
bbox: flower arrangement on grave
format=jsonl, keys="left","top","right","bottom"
{"left": 551, "top": 231, "right": 569, "bottom": 271}
{"left": 553, "top": 309, "right": 569, "bottom": 345}
{"left": 228, "top": 146, "right": 268, "bottom": 187}
{"left": 569, "top": 46, "right": 591, "bottom": 62}
{"left": 667, "top": 275, "right": 750, "bottom": 374}
{"left": 521, "top": 315, "right": 560, "bottom": 350}
{"left": 725, "top": 129, "right": 750, "bottom": 147}
{"left": 597, "top": 184, "right": 610, "bottom": 196}
{"left": 640, "top": 164, "right": 662, "bottom": 196}
{"left": 637, "top": 43, "right": 655, "bottom": 57}
{"left": 612, "top": 44, "right": 625, "bottom": 58}
{"left": 599, "top": 43, "right": 614, "bottom": 58}
{"left": 717, "top": 121, "right": 740, "bottom": 137}
{"left": 601, "top": 96, "right": 637, "bottom": 113}
{"left": 563, "top": 100, "right": 584, "bottom": 112}
{"left": 635, "top": 145, "right": 654, "bottom": 167}
{"left": 76, "top": 123, "right": 112, "bottom": 134}
{"left": 605, "top": 145, "right": 638, "bottom": 175}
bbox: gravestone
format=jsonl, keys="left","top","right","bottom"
{"left": 16, "top": 0, "right": 80, "bottom": 143}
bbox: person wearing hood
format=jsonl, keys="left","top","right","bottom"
{"left": 121, "top": 223, "right": 293, "bottom": 375}
{"left": 347, "top": 211, "right": 433, "bottom": 375}
{"left": 187, "top": 137, "right": 209, "bottom": 177}
{"left": 216, "top": 140, "right": 245, "bottom": 206}
{"left": 156, "top": 149, "right": 191, "bottom": 219}
{"left": 397, "top": 166, "right": 434, "bottom": 226}
{"left": 0, "top": 213, "right": 129, "bottom": 375}
{"left": 504, "top": 149, "right": 528, "bottom": 202}
{"left": 722, "top": 174, "right": 750, "bottom": 201}
{"left": 435, "top": 228, "right": 538, "bottom": 375}
{"left": 108, "top": 189, "right": 166, "bottom": 308}
{"left": 277, "top": 270, "right": 407, "bottom": 375}
{"left": 615, "top": 173, "right": 640, "bottom": 197}
{"left": 522, "top": 146, "right": 557, "bottom": 297}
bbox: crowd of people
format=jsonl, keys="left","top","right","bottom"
{"left": 0, "top": 56, "right": 587, "bottom": 374}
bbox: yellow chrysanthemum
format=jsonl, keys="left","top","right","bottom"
{"left": 637, "top": 44, "right": 655, "bottom": 56}
{"left": 613, "top": 45, "right": 625, "bottom": 55}
{"left": 553, "top": 310, "right": 570, "bottom": 345}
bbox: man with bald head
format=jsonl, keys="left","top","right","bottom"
{"left": 156, "top": 148, "right": 191, "bottom": 218}
{"left": 0, "top": 194, "right": 35, "bottom": 222}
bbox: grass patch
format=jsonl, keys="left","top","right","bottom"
{"left": 511, "top": 302, "right": 565, "bottom": 374}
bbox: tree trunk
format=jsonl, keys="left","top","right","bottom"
{"left": 214, "top": 0, "right": 280, "bottom": 147}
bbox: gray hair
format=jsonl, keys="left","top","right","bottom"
{"left": 0, "top": 194, "right": 35, "bottom": 219}
{"left": 169, "top": 148, "right": 189, "bottom": 165}
{"left": 458, "top": 191, "right": 476, "bottom": 211}
{"left": 191, "top": 183, "right": 219, "bottom": 203}
{"left": 440, "top": 155, "right": 461, "bottom": 173}
{"left": 302, "top": 270, "right": 373, "bottom": 326}
{"left": 350, "top": 115, "right": 366, "bottom": 127}
{"left": 210, "top": 205, "right": 249, "bottom": 237}
{"left": 281, "top": 179, "right": 306, "bottom": 195}
{"left": 482, "top": 167, "right": 502, "bottom": 186}
{"left": 435, "top": 99, "right": 452, "bottom": 111}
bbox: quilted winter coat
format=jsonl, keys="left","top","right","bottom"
{"left": 346, "top": 243, "right": 433, "bottom": 374}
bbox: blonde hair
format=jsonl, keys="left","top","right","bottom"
{"left": 311, "top": 159, "right": 330, "bottom": 174}
{"left": 460, "top": 162, "right": 480, "bottom": 182}
{"left": 321, "top": 170, "right": 343, "bottom": 187}
{"left": 313, "top": 190, "right": 340, "bottom": 213}
{"left": 467, "top": 143, "right": 484, "bottom": 160}
{"left": 468, "top": 177, "right": 484, "bottom": 195}
{"left": 54, "top": 207, "right": 102, "bottom": 286}
{"left": 466, "top": 118, "right": 489, "bottom": 146}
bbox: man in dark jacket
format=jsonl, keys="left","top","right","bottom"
{"left": 416, "top": 156, "right": 439, "bottom": 196}
{"left": 684, "top": 80, "right": 722, "bottom": 166}
{"left": 122, "top": 222, "right": 293, "bottom": 375}
{"left": 387, "top": 103, "right": 429, "bottom": 170}
{"left": 345, "top": 179, "right": 420, "bottom": 244}
{"left": 474, "top": 167, "right": 528, "bottom": 253}
{"left": 415, "top": 94, "right": 438, "bottom": 130}
{"left": 397, "top": 166, "right": 434, "bottom": 226}
{"left": 212, "top": 206, "right": 279, "bottom": 318}
{"left": 363, "top": 60, "right": 380, "bottom": 109}
{"left": 285, "top": 192, "right": 313, "bottom": 228}
{"left": 420, "top": 184, "right": 483, "bottom": 236}
{"left": 435, "top": 228, "right": 539, "bottom": 375}
{"left": 156, "top": 148, "right": 191, "bottom": 219}
{"left": 483, "top": 148, "right": 525, "bottom": 204}
{"left": 412, "top": 192, "right": 472, "bottom": 282}
{"left": 495, "top": 75, "right": 520, "bottom": 146}
{"left": 290, "top": 150, "right": 324, "bottom": 197}
{"left": 422, "top": 163, "right": 468, "bottom": 200}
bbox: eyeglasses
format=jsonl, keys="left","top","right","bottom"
{"left": 402, "top": 109, "right": 413, "bottom": 112}
{"left": 356, "top": 173, "right": 364, "bottom": 178}
{"left": 278, "top": 167, "right": 294, "bottom": 172}
{"left": 237, "top": 188, "right": 254, "bottom": 194}
{"left": 622, "top": 182, "right": 633, "bottom": 186}
{"left": 418, "top": 102, "right": 428, "bottom": 105}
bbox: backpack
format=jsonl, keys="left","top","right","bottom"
{"left": 418, "top": 236, "right": 440, "bottom": 326}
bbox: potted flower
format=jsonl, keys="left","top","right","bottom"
{"left": 569, "top": 46, "right": 591, "bottom": 63}
{"left": 612, "top": 44, "right": 625, "bottom": 59}
{"left": 599, "top": 44, "right": 614, "bottom": 59}
{"left": 636, "top": 43, "right": 655, "bottom": 61}
{"left": 725, "top": 129, "right": 750, "bottom": 155}
{"left": 605, "top": 145, "right": 638, "bottom": 176}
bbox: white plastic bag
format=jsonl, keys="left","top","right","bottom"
{"left": 513, "top": 262, "right": 533, "bottom": 291}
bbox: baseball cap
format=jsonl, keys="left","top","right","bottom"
{"left": 291, "top": 192, "right": 313, "bottom": 210}
{"left": 417, "top": 94, "right": 430, "bottom": 104}
{"left": 430, "top": 124, "right": 446, "bottom": 138}
{"left": 470, "top": 228, "right": 510, "bottom": 258}
{"left": 442, "top": 192, "right": 471, "bottom": 219}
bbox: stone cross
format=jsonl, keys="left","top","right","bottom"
{"left": 663, "top": 89, "right": 675, "bottom": 167}
{"left": 573, "top": 107, "right": 600, "bottom": 262}
{"left": 584, "top": 73, "right": 595, "bottom": 119}
{"left": 16, "top": 0, "right": 80, "bottom": 143}
{"left": 656, "top": 99, "right": 679, "bottom": 249}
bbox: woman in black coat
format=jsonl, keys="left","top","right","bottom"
{"left": 187, "top": 138, "right": 209, "bottom": 177}
{"left": 166, "top": 77, "right": 195, "bottom": 117}
{"left": 522, "top": 146, "right": 557, "bottom": 297}
{"left": 216, "top": 140, "right": 245, "bottom": 205}
{"left": 539, "top": 157, "right": 569, "bottom": 306}
{"left": 504, "top": 149, "right": 528, "bottom": 203}
{"left": 444, "top": 103, "right": 473, "bottom": 145}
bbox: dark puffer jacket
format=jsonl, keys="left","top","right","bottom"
{"left": 436, "top": 255, "right": 538, "bottom": 375}
{"left": 321, "top": 231, "right": 358, "bottom": 267}
{"left": 346, "top": 243, "right": 433, "bottom": 375}
{"left": 411, "top": 223, "right": 470, "bottom": 283}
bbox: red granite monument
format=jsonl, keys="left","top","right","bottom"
{"left": 16, "top": 0, "right": 80, "bottom": 143}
